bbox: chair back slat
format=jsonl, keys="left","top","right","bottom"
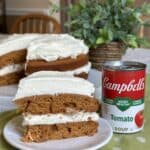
{"left": 20, "top": 22, "right": 23, "bottom": 33}
{"left": 39, "top": 20, "right": 43, "bottom": 33}
{"left": 23, "top": 21, "right": 27, "bottom": 33}
{"left": 42, "top": 20, "right": 47, "bottom": 33}
{"left": 33, "top": 19, "right": 36, "bottom": 33}
{"left": 49, "top": 23, "right": 53, "bottom": 33}
{"left": 26, "top": 19, "right": 30, "bottom": 33}
{"left": 10, "top": 13, "right": 61, "bottom": 34}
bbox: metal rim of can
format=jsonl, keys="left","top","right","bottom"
{"left": 102, "top": 61, "right": 146, "bottom": 71}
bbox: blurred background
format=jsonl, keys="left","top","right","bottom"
{"left": 0, "top": 0, "right": 149, "bottom": 39}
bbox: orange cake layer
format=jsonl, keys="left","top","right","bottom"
{"left": 25, "top": 54, "right": 89, "bottom": 74}
{"left": 15, "top": 94, "right": 100, "bottom": 114}
{"left": 0, "top": 49, "right": 26, "bottom": 68}
{"left": 0, "top": 70, "right": 25, "bottom": 86}
{"left": 22, "top": 121, "right": 98, "bottom": 142}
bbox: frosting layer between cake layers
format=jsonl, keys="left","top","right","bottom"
{"left": 0, "top": 34, "right": 42, "bottom": 56}
{"left": 27, "top": 34, "right": 89, "bottom": 61}
{"left": 27, "top": 71, "right": 73, "bottom": 78}
{"left": 23, "top": 112, "right": 99, "bottom": 125}
{"left": 14, "top": 76, "right": 95, "bottom": 100}
{"left": 0, "top": 64, "right": 24, "bottom": 76}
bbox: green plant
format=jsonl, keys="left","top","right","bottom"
{"left": 65, "top": 0, "right": 150, "bottom": 49}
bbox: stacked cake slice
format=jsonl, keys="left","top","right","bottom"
{"left": 25, "top": 34, "right": 91, "bottom": 79}
{"left": 13, "top": 72, "right": 100, "bottom": 142}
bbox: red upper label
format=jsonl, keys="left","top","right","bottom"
{"left": 102, "top": 70, "right": 146, "bottom": 100}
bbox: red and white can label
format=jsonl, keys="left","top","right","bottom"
{"left": 102, "top": 69, "right": 146, "bottom": 133}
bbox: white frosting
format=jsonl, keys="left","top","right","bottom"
{"left": 0, "top": 64, "right": 24, "bottom": 76}
{"left": 13, "top": 76, "right": 95, "bottom": 100}
{"left": 0, "top": 34, "right": 42, "bottom": 56}
{"left": 23, "top": 112, "right": 99, "bottom": 125}
{"left": 27, "top": 62, "right": 91, "bottom": 77}
{"left": 27, "top": 34, "right": 89, "bottom": 61}
{"left": 71, "top": 62, "right": 91, "bottom": 75}
{"left": 27, "top": 71, "right": 74, "bottom": 78}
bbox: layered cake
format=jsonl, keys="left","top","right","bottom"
{"left": 13, "top": 73, "right": 100, "bottom": 142}
{"left": 0, "top": 34, "right": 41, "bottom": 86}
{"left": 25, "top": 34, "right": 90, "bottom": 79}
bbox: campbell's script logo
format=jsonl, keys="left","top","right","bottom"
{"left": 103, "top": 77, "right": 145, "bottom": 94}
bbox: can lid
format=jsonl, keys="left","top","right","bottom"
{"left": 102, "top": 61, "right": 146, "bottom": 71}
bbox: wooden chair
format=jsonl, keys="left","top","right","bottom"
{"left": 10, "top": 13, "right": 61, "bottom": 34}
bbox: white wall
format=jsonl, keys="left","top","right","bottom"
{"left": 6, "top": 0, "right": 49, "bottom": 9}
{"left": 5, "top": 0, "right": 60, "bottom": 22}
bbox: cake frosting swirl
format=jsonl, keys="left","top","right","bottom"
{"left": 14, "top": 76, "right": 95, "bottom": 100}
{"left": 0, "top": 34, "right": 42, "bottom": 56}
{"left": 27, "top": 34, "right": 89, "bottom": 61}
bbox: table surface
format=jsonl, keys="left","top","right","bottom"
{"left": 0, "top": 34, "right": 150, "bottom": 149}
{"left": 0, "top": 75, "right": 149, "bottom": 150}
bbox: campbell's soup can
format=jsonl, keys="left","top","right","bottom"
{"left": 102, "top": 61, "right": 146, "bottom": 133}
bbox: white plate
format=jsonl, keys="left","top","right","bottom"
{"left": 3, "top": 116, "right": 113, "bottom": 150}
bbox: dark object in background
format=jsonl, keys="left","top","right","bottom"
{"left": 0, "top": 0, "right": 6, "bottom": 33}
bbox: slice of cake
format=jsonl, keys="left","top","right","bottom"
{"left": 25, "top": 34, "right": 90, "bottom": 79}
{"left": 0, "top": 34, "right": 41, "bottom": 86}
{"left": 13, "top": 73, "right": 100, "bottom": 142}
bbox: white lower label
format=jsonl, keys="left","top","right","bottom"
{"left": 102, "top": 102, "right": 144, "bottom": 133}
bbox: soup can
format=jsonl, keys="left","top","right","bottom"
{"left": 102, "top": 61, "right": 146, "bottom": 133}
